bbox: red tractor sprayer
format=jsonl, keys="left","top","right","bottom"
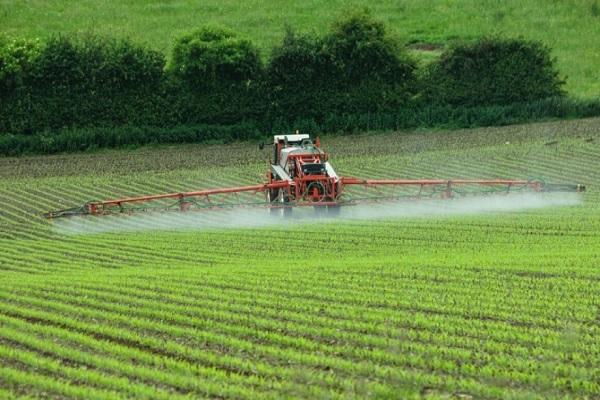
{"left": 44, "top": 133, "right": 586, "bottom": 219}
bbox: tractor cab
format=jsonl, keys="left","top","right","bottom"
{"left": 270, "top": 134, "right": 335, "bottom": 179}
{"left": 266, "top": 133, "right": 340, "bottom": 206}
{"left": 272, "top": 134, "right": 320, "bottom": 166}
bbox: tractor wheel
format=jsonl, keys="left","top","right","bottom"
{"left": 268, "top": 189, "right": 279, "bottom": 203}
{"left": 267, "top": 189, "right": 279, "bottom": 216}
{"left": 320, "top": 196, "right": 341, "bottom": 217}
{"left": 280, "top": 189, "right": 292, "bottom": 217}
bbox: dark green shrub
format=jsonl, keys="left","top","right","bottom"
{"left": 168, "top": 26, "right": 262, "bottom": 87}
{"left": 0, "top": 37, "right": 42, "bottom": 134}
{"left": 265, "top": 29, "right": 335, "bottom": 120}
{"left": 0, "top": 36, "right": 41, "bottom": 91}
{"left": 2, "top": 97, "right": 600, "bottom": 156}
{"left": 32, "top": 35, "right": 165, "bottom": 97}
{"left": 421, "top": 38, "right": 565, "bottom": 107}
{"left": 27, "top": 35, "right": 164, "bottom": 94}
{"left": 324, "top": 11, "right": 415, "bottom": 85}
{"left": 2, "top": 17, "right": 599, "bottom": 154}
{"left": 0, "top": 35, "right": 167, "bottom": 133}
{"left": 166, "top": 27, "right": 264, "bottom": 125}
{"left": 0, "top": 122, "right": 261, "bottom": 156}
{"left": 266, "top": 12, "right": 417, "bottom": 124}
{"left": 267, "top": 28, "right": 329, "bottom": 86}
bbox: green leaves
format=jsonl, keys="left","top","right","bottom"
{"left": 325, "top": 11, "right": 414, "bottom": 84}
{"left": 266, "top": 12, "right": 417, "bottom": 122}
{"left": 0, "top": 36, "right": 41, "bottom": 90}
{"left": 169, "top": 26, "right": 262, "bottom": 87}
{"left": 0, "top": 17, "right": 584, "bottom": 150}
{"left": 421, "top": 38, "right": 565, "bottom": 107}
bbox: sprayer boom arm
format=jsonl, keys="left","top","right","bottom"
{"left": 43, "top": 134, "right": 586, "bottom": 219}
{"left": 90, "top": 183, "right": 286, "bottom": 207}
{"left": 342, "top": 178, "right": 531, "bottom": 186}
{"left": 44, "top": 177, "right": 584, "bottom": 219}
{"left": 43, "top": 182, "right": 292, "bottom": 218}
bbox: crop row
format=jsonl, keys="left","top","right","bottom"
{"left": 0, "top": 124, "right": 599, "bottom": 398}
{"left": 1, "top": 269, "right": 599, "bottom": 398}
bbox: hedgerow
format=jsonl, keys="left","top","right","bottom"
{"left": 0, "top": 12, "right": 595, "bottom": 156}
{"left": 4, "top": 96, "right": 600, "bottom": 156}
{"left": 164, "top": 26, "right": 265, "bottom": 125}
{"left": 0, "top": 34, "right": 166, "bottom": 134}
{"left": 0, "top": 36, "right": 41, "bottom": 91}
{"left": 419, "top": 38, "right": 565, "bottom": 107}
{"left": 0, "top": 122, "right": 262, "bottom": 156}
{"left": 266, "top": 13, "right": 417, "bottom": 122}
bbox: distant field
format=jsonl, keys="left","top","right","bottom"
{"left": 1, "top": 0, "right": 599, "bottom": 98}
{"left": 1, "top": 118, "right": 600, "bottom": 398}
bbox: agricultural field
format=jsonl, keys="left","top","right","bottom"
{"left": 1, "top": 0, "right": 600, "bottom": 98}
{"left": 1, "top": 117, "right": 600, "bottom": 398}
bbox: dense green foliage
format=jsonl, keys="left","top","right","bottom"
{"left": 0, "top": 123, "right": 261, "bottom": 156}
{"left": 1, "top": 12, "right": 596, "bottom": 155}
{"left": 2, "top": 97, "right": 600, "bottom": 156}
{"left": 0, "top": 35, "right": 166, "bottom": 134}
{"left": 2, "top": 0, "right": 599, "bottom": 98}
{"left": 0, "top": 118, "right": 599, "bottom": 398}
{"left": 165, "top": 26, "right": 265, "bottom": 125}
{"left": 421, "top": 38, "right": 564, "bottom": 107}
{"left": 266, "top": 14, "right": 417, "bottom": 122}
{"left": 169, "top": 26, "right": 262, "bottom": 86}
{"left": 0, "top": 36, "right": 41, "bottom": 91}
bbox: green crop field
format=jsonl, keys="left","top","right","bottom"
{"left": 1, "top": 118, "right": 600, "bottom": 398}
{"left": 1, "top": 0, "right": 600, "bottom": 98}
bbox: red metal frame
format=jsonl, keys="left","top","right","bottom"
{"left": 79, "top": 177, "right": 544, "bottom": 216}
{"left": 44, "top": 136, "right": 585, "bottom": 218}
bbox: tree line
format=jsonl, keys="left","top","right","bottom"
{"left": 1, "top": 11, "right": 597, "bottom": 155}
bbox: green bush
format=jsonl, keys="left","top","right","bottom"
{"left": 28, "top": 35, "right": 165, "bottom": 93}
{"left": 266, "top": 12, "right": 417, "bottom": 124}
{"left": 421, "top": 38, "right": 565, "bottom": 107}
{"left": 266, "top": 29, "right": 335, "bottom": 119}
{"left": 166, "top": 27, "right": 264, "bottom": 125}
{"left": 1, "top": 16, "right": 597, "bottom": 156}
{"left": 0, "top": 36, "right": 41, "bottom": 91}
{"left": 0, "top": 122, "right": 261, "bottom": 156}
{"left": 267, "top": 28, "right": 329, "bottom": 87}
{"left": 2, "top": 96, "right": 599, "bottom": 156}
{"left": 0, "top": 35, "right": 166, "bottom": 133}
{"left": 324, "top": 11, "right": 415, "bottom": 85}
{"left": 168, "top": 26, "right": 262, "bottom": 87}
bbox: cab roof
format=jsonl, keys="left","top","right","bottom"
{"left": 273, "top": 134, "right": 310, "bottom": 143}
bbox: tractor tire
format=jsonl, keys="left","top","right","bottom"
{"left": 279, "top": 189, "right": 292, "bottom": 218}
{"left": 267, "top": 189, "right": 279, "bottom": 216}
{"left": 268, "top": 189, "right": 279, "bottom": 203}
{"left": 269, "top": 206, "right": 279, "bottom": 216}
